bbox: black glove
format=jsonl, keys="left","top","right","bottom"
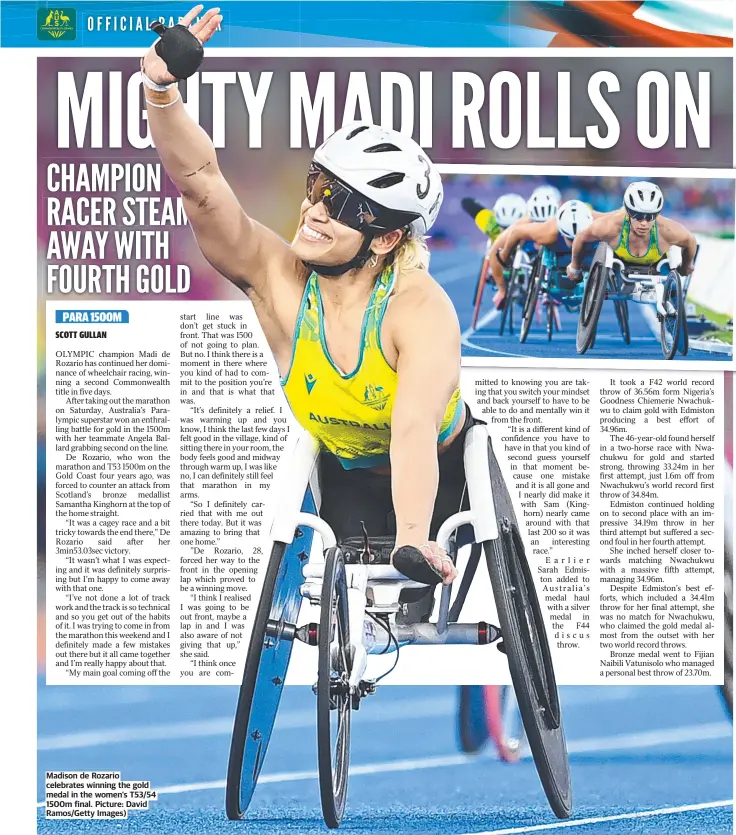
{"left": 150, "top": 21, "right": 204, "bottom": 80}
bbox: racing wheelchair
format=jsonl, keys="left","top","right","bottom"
{"left": 518, "top": 248, "right": 588, "bottom": 344}
{"left": 576, "top": 243, "right": 689, "bottom": 360}
{"left": 470, "top": 240, "right": 533, "bottom": 334}
{"left": 226, "top": 427, "right": 572, "bottom": 827}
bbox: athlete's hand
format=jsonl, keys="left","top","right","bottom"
{"left": 392, "top": 542, "right": 458, "bottom": 585}
{"left": 680, "top": 263, "right": 695, "bottom": 276}
{"left": 142, "top": 5, "right": 222, "bottom": 85}
{"left": 566, "top": 262, "right": 582, "bottom": 280}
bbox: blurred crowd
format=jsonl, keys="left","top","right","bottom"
{"left": 433, "top": 174, "right": 735, "bottom": 249}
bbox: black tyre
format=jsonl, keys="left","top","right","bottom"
{"left": 546, "top": 297, "right": 554, "bottom": 342}
{"left": 660, "top": 270, "right": 683, "bottom": 360}
{"left": 471, "top": 251, "right": 493, "bottom": 330}
{"left": 318, "top": 547, "right": 352, "bottom": 828}
{"left": 226, "top": 500, "right": 315, "bottom": 820}
{"left": 520, "top": 257, "right": 543, "bottom": 343}
{"left": 483, "top": 442, "right": 572, "bottom": 818}
{"left": 576, "top": 261, "right": 607, "bottom": 355}
{"left": 471, "top": 253, "right": 488, "bottom": 307}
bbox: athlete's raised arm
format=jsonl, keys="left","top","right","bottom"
{"left": 141, "top": 6, "right": 297, "bottom": 296}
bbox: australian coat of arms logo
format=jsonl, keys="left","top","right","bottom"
{"left": 363, "top": 384, "right": 389, "bottom": 411}
{"left": 38, "top": 8, "right": 76, "bottom": 40}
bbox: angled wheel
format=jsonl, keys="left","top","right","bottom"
{"left": 471, "top": 246, "right": 493, "bottom": 331}
{"left": 520, "top": 256, "right": 543, "bottom": 343}
{"left": 458, "top": 685, "right": 526, "bottom": 761}
{"left": 483, "top": 443, "right": 572, "bottom": 818}
{"left": 499, "top": 273, "right": 518, "bottom": 336}
{"left": 458, "top": 685, "right": 492, "bottom": 753}
{"left": 546, "top": 297, "right": 554, "bottom": 341}
{"left": 660, "top": 270, "right": 683, "bottom": 360}
{"left": 486, "top": 684, "right": 526, "bottom": 762}
{"left": 225, "top": 491, "right": 316, "bottom": 820}
{"left": 576, "top": 261, "right": 607, "bottom": 355}
{"left": 318, "top": 547, "right": 352, "bottom": 828}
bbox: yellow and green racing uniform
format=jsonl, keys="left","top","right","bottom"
{"left": 281, "top": 266, "right": 464, "bottom": 470}
{"left": 613, "top": 215, "right": 666, "bottom": 266}
{"left": 472, "top": 207, "right": 504, "bottom": 242}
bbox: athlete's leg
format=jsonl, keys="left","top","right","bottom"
{"left": 318, "top": 451, "right": 393, "bottom": 541}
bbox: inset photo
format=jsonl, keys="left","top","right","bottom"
{"left": 430, "top": 170, "right": 734, "bottom": 363}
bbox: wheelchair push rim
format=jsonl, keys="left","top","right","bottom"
{"left": 660, "top": 270, "right": 683, "bottom": 360}
{"left": 483, "top": 443, "right": 572, "bottom": 819}
{"left": 317, "top": 547, "right": 352, "bottom": 829}
{"left": 225, "top": 532, "right": 311, "bottom": 819}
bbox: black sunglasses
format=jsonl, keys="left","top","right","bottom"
{"left": 306, "top": 163, "right": 418, "bottom": 234}
{"left": 628, "top": 210, "right": 659, "bottom": 222}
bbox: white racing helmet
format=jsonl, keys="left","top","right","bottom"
{"left": 527, "top": 190, "right": 559, "bottom": 222}
{"left": 493, "top": 193, "right": 527, "bottom": 228}
{"left": 312, "top": 122, "right": 443, "bottom": 238}
{"left": 623, "top": 182, "right": 664, "bottom": 215}
{"left": 532, "top": 184, "right": 562, "bottom": 204}
{"left": 557, "top": 200, "right": 594, "bottom": 239}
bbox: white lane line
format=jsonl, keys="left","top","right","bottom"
{"left": 36, "top": 688, "right": 639, "bottom": 751}
{"left": 37, "top": 720, "right": 732, "bottom": 805}
{"left": 454, "top": 800, "right": 733, "bottom": 835}
{"left": 461, "top": 306, "right": 500, "bottom": 342}
{"left": 461, "top": 337, "right": 530, "bottom": 359}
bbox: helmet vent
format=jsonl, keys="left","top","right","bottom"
{"left": 346, "top": 125, "right": 370, "bottom": 140}
{"left": 368, "top": 172, "right": 405, "bottom": 189}
{"left": 365, "top": 143, "right": 401, "bottom": 153}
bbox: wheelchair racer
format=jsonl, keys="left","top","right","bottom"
{"left": 488, "top": 190, "right": 560, "bottom": 306}
{"left": 497, "top": 199, "right": 597, "bottom": 293}
{"left": 142, "top": 6, "right": 486, "bottom": 591}
{"left": 461, "top": 193, "right": 526, "bottom": 309}
{"left": 567, "top": 182, "right": 697, "bottom": 316}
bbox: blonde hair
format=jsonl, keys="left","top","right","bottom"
{"left": 383, "top": 233, "right": 431, "bottom": 275}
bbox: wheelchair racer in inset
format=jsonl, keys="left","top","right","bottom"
{"left": 567, "top": 182, "right": 698, "bottom": 316}
{"left": 463, "top": 187, "right": 560, "bottom": 309}
{"left": 489, "top": 189, "right": 560, "bottom": 307}
{"left": 461, "top": 192, "right": 527, "bottom": 308}
{"left": 497, "top": 199, "right": 598, "bottom": 298}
